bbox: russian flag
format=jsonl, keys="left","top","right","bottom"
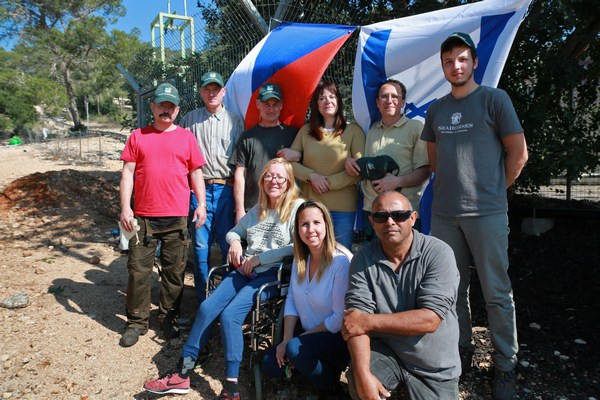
{"left": 352, "top": 0, "right": 532, "bottom": 132}
{"left": 225, "top": 22, "right": 356, "bottom": 129}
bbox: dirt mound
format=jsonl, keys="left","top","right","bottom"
{"left": 0, "top": 169, "right": 120, "bottom": 246}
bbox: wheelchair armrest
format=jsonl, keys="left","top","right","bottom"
{"left": 205, "top": 264, "right": 232, "bottom": 298}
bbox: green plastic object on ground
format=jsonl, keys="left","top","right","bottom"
{"left": 8, "top": 136, "right": 22, "bottom": 145}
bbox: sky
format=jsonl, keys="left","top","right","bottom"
{"left": 110, "top": 0, "right": 195, "bottom": 43}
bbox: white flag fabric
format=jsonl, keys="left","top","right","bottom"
{"left": 352, "top": 0, "right": 532, "bottom": 132}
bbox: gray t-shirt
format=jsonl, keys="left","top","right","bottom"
{"left": 421, "top": 86, "right": 523, "bottom": 217}
{"left": 345, "top": 231, "right": 461, "bottom": 381}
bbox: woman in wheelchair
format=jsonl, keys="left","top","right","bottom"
{"left": 262, "top": 200, "right": 352, "bottom": 399}
{"left": 144, "top": 158, "right": 303, "bottom": 399}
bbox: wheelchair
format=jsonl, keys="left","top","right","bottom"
{"left": 205, "top": 256, "right": 293, "bottom": 400}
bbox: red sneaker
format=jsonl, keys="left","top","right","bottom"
{"left": 143, "top": 372, "right": 190, "bottom": 395}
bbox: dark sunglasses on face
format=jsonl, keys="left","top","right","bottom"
{"left": 371, "top": 210, "right": 413, "bottom": 223}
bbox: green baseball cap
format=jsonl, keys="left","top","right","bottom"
{"left": 258, "top": 82, "right": 282, "bottom": 102}
{"left": 154, "top": 83, "right": 180, "bottom": 106}
{"left": 441, "top": 32, "right": 476, "bottom": 53}
{"left": 200, "top": 71, "right": 225, "bottom": 87}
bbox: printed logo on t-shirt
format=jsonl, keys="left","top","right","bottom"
{"left": 437, "top": 113, "right": 474, "bottom": 134}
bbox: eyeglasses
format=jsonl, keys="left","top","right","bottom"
{"left": 263, "top": 174, "right": 288, "bottom": 184}
{"left": 371, "top": 210, "right": 413, "bottom": 223}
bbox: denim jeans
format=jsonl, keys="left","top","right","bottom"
{"left": 181, "top": 269, "right": 278, "bottom": 378}
{"left": 347, "top": 339, "right": 459, "bottom": 400}
{"left": 262, "top": 331, "right": 349, "bottom": 390}
{"left": 189, "top": 184, "right": 235, "bottom": 300}
{"left": 431, "top": 213, "right": 517, "bottom": 371}
{"left": 330, "top": 211, "right": 356, "bottom": 249}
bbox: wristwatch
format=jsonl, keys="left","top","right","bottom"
{"left": 198, "top": 202, "right": 207, "bottom": 208}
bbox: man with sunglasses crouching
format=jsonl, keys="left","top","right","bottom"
{"left": 343, "top": 191, "right": 460, "bottom": 400}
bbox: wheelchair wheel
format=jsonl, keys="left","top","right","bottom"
{"left": 273, "top": 299, "right": 286, "bottom": 344}
{"left": 253, "top": 362, "right": 263, "bottom": 400}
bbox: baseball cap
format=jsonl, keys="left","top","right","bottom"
{"left": 200, "top": 71, "right": 224, "bottom": 87}
{"left": 154, "top": 83, "right": 180, "bottom": 106}
{"left": 441, "top": 32, "right": 476, "bottom": 53}
{"left": 258, "top": 83, "right": 282, "bottom": 102}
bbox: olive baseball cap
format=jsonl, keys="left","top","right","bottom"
{"left": 200, "top": 71, "right": 225, "bottom": 87}
{"left": 258, "top": 82, "right": 282, "bottom": 102}
{"left": 154, "top": 83, "right": 180, "bottom": 106}
{"left": 441, "top": 32, "right": 476, "bottom": 53}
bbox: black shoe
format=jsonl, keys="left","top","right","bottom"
{"left": 194, "top": 344, "right": 213, "bottom": 369}
{"left": 120, "top": 327, "right": 147, "bottom": 347}
{"left": 160, "top": 318, "right": 180, "bottom": 340}
{"left": 459, "top": 346, "right": 475, "bottom": 375}
{"left": 492, "top": 368, "right": 516, "bottom": 400}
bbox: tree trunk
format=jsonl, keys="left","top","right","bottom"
{"left": 60, "top": 60, "right": 81, "bottom": 129}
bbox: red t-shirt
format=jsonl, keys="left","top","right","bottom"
{"left": 121, "top": 125, "right": 206, "bottom": 217}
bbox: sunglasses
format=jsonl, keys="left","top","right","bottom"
{"left": 371, "top": 210, "right": 413, "bottom": 224}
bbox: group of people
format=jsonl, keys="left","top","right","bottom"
{"left": 118, "top": 32, "right": 528, "bottom": 400}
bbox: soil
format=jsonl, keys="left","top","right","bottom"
{"left": 0, "top": 134, "right": 599, "bottom": 400}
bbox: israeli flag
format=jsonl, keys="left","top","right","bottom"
{"left": 352, "top": 0, "right": 532, "bottom": 132}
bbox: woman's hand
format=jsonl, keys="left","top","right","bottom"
{"left": 309, "top": 173, "right": 330, "bottom": 195}
{"left": 240, "top": 255, "right": 260, "bottom": 276}
{"left": 227, "top": 240, "right": 244, "bottom": 268}
{"left": 275, "top": 340, "right": 289, "bottom": 367}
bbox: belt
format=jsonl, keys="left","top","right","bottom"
{"left": 205, "top": 178, "right": 234, "bottom": 186}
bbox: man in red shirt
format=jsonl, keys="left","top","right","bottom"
{"left": 119, "top": 83, "right": 207, "bottom": 347}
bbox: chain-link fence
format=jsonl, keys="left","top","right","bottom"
{"left": 120, "top": 0, "right": 600, "bottom": 211}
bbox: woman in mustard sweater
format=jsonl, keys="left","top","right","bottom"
{"left": 278, "top": 81, "right": 365, "bottom": 249}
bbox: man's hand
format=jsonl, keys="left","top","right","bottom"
{"left": 277, "top": 148, "right": 301, "bottom": 162}
{"left": 275, "top": 340, "right": 289, "bottom": 367}
{"left": 310, "top": 173, "right": 330, "bottom": 195}
{"left": 343, "top": 309, "right": 370, "bottom": 340}
{"left": 372, "top": 173, "right": 400, "bottom": 193}
{"left": 119, "top": 207, "right": 135, "bottom": 232}
{"left": 345, "top": 157, "right": 360, "bottom": 177}
{"left": 192, "top": 205, "right": 207, "bottom": 228}
{"left": 355, "top": 370, "right": 391, "bottom": 400}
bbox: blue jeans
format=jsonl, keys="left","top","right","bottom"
{"left": 189, "top": 185, "right": 235, "bottom": 300}
{"left": 347, "top": 339, "right": 458, "bottom": 400}
{"left": 430, "top": 213, "right": 517, "bottom": 371}
{"left": 330, "top": 211, "right": 356, "bottom": 249}
{"left": 262, "top": 331, "right": 349, "bottom": 390}
{"left": 181, "top": 269, "right": 278, "bottom": 378}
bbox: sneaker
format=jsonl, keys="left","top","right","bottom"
{"left": 217, "top": 390, "right": 241, "bottom": 400}
{"left": 492, "top": 368, "right": 516, "bottom": 400}
{"left": 459, "top": 346, "right": 474, "bottom": 375}
{"left": 119, "top": 327, "right": 146, "bottom": 347}
{"left": 143, "top": 372, "right": 190, "bottom": 395}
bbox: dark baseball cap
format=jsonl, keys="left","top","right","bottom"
{"left": 258, "top": 82, "right": 282, "bottom": 102}
{"left": 200, "top": 71, "right": 224, "bottom": 88}
{"left": 154, "top": 83, "right": 180, "bottom": 106}
{"left": 441, "top": 32, "right": 476, "bottom": 53}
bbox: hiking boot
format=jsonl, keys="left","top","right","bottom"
{"left": 194, "top": 344, "right": 213, "bottom": 369}
{"left": 143, "top": 372, "right": 190, "bottom": 395}
{"left": 459, "top": 346, "right": 474, "bottom": 375}
{"left": 119, "top": 327, "right": 146, "bottom": 347}
{"left": 492, "top": 368, "right": 516, "bottom": 400}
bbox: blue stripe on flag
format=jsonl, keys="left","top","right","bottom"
{"left": 251, "top": 22, "right": 355, "bottom": 93}
{"left": 475, "top": 12, "right": 516, "bottom": 83}
{"left": 361, "top": 29, "right": 391, "bottom": 126}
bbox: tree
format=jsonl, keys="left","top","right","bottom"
{"left": 0, "top": 0, "right": 125, "bottom": 130}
